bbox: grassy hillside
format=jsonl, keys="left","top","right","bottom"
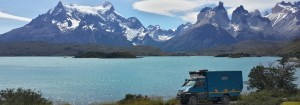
{"left": 0, "top": 42, "right": 167, "bottom": 56}
{"left": 198, "top": 40, "right": 300, "bottom": 56}
{"left": 0, "top": 40, "right": 299, "bottom": 56}
{"left": 278, "top": 39, "right": 300, "bottom": 55}
{"left": 198, "top": 40, "right": 282, "bottom": 56}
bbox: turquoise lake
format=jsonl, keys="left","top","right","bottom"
{"left": 0, "top": 56, "right": 299, "bottom": 104}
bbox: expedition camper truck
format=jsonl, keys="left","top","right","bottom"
{"left": 177, "top": 70, "right": 243, "bottom": 105}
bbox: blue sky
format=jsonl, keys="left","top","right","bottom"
{"left": 0, "top": 0, "right": 299, "bottom": 34}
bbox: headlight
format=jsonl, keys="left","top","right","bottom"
{"left": 177, "top": 90, "right": 183, "bottom": 95}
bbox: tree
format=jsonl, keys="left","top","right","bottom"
{"left": 0, "top": 88, "right": 52, "bottom": 105}
{"left": 248, "top": 57, "right": 297, "bottom": 93}
{"left": 248, "top": 65, "right": 273, "bottom": 90}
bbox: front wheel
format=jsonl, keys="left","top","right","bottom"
{"left": 188, "top": 96, "right": 198, "bottom": 105}
{"left": 180, "top": 100, "right": 188, "bottom": 105}
{"left": 221, "top": 95, "right": 230, "bottom": 105}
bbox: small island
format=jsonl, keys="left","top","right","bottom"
{"left": 74, "top": 52, "right": 137, "bottom": 58}
{"left": 215, "top": 53, "right": 251, "bottom": 58}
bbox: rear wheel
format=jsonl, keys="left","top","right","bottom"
{"left": 188, "top": 96, "right": 198, "bottom": 105}
{"left": 212, "top": 100, "right": 219, "bottom": 104}
{"left": 221, "top": 95, "right": 230, "bottom": 105}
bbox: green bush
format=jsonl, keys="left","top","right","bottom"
{"left": 286, "top": 89, "right": 300, "bottom": 102}
{"left": 234, "top": 90, "right": 300, "bottom": 105}
{"left": 164, "top": 98, "right": 180, "bottom": 105}
{"left": 0, "top": 88, "right": 52, "bottom": 105}
{"left": 98, "top": 94, "right": 179, "bottom": 105}
{"left": 236, "top": 91, "right": 283, "bottom": 105}
{"left": 248, "top": 57, "right": 297, "bottom": 94}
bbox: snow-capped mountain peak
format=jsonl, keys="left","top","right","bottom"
{"left": 267, "top": 1, "right": 300, "bottom": 37}
{"left": 102, "top": 1, "right": 114, "bottom": 10}
{"left": 64, "top": 3, "right": 113, "bottom": 15}
{"left": 273, "top": 1, "right": 299, "bottom": 13}
{"left": 45, "top": 1, "right": 122, "bottom": 33}
{"left": 2, "top": 1, "right": 300, "bottom": 52}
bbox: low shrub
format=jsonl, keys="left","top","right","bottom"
{"left": 99, "top": 94, "right": 179, "bottom": 105}
{"left": 164, "top": 98, "right": 180, "bottom": 105}
{"left": 234, "top": 90, "right": 300, "bottom": 105}
{"left": 0, "top": 88, "right": 52, "bottom": 105}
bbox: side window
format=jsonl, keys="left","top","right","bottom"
{"left": 195, "top": 79, "right": 205, "bottom": 87}
{"left": 221, "top": 76, "right": 228, "bottom": 80}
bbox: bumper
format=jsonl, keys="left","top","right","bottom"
{"left": 177, "top": 92, "right": 192, "bottom": 101}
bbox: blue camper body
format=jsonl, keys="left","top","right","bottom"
{"left": 177, "top": 70, "right": 243, "bottom": 105}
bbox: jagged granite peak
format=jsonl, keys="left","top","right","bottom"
{"left": 56, "top": 1, "right": 64, "bottom": 8}
{"left": 200, "top": 7, "right": 212, "bottom": 12}
{"left": 231, "top": 5, "right": 250, "bottom": 25}
{"left": 196, "top": 2, "right": 230, "bottom": 28}
{"left": 102, "top": 1, "right": 115, "bottom": 13}
{"left": 280, "top": 1, "right": 293, "bottom": 6}
{"left": 144, "top": 25, "right": 175, "bottom": 41}
{"left": 141, "top": 34, "right": 159, "bottom": 46}
{"left": 229, "top": 5, "right": 280, "bottom": 41}
{"left": 233, "top": 5, "right": 249, "bottom": 14}
{"left": 146, "top": 25, "right": 160, "bottom": 31}
{"left": 272, "top": 1, "right": 299, "bottom": 14}
{"left": 174, "top": 22, "right": 193, "bottom": 36}
{"left": 103, "top": 1, "right": 113, "bottom": 8}
{"left": 50, "top": 1, "right": 68, "bottom": 17}
{"left": 267, "top": 1, "right": 300, "bottom": 38}
{"left": 235, "top": 14, "right": 278, "bottom": 41}
{"left": 213, "top": 1, "right": 225, "bottom": 11}
{"left": 125, "top": 17, "right": 145, "bottom": 29}
{"left": 127, "top": 17, "right": 139, "bottom": 22}
{"left": 163, "top": 24, "right": 237, "bottom": 52}
{"left": 272, "top": 3, "right": 284, "bottom": 13}
{"left": 250, "top": 9, "right": 261, "bottom": 16}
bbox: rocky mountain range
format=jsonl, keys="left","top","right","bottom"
{"left": 164, "top": 1, "right": 300, "bottom": 51}
{"left": 267, "top": 1, "right": 300, "bottom": 38}
{"left": 0, "top": 1, "right": 181, "bottom": 47}
{"left": 0, "top": 1, "right": 299, "bottom": 52}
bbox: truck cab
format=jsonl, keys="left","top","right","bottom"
{"left": 177, "top": 70, "right": 243, "bottom": 105}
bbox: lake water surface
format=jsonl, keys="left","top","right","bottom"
{"left": 0, "top": 56, "right": 298, "bottom": 104}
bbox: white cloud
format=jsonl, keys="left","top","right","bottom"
{"left": 133, "top": 0, "right": 208, "bottom": 17}
{"left": 0, "top": 11, "right": 32, "bottom": 22}
{"left": 180, "top": 12, "right": 198, "bottom": 23}
{"left": 133, "top": 0, "right": 299, "bottom": 23}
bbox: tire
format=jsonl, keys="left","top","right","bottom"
{"left": 187, "top": 96, "right": 198, "bottom": 105}
{"left": 212, "top": 100, "right": 219, "bottom": 104}
{"left": 180, "top": 100, "right": 188, "bottom": 105}
{"left": 221, "top": 95, "right": 230, "bottom": 105}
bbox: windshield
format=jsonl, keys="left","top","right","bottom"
{"left": 183, "top": 80, "right": 196, "bottom": 86}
